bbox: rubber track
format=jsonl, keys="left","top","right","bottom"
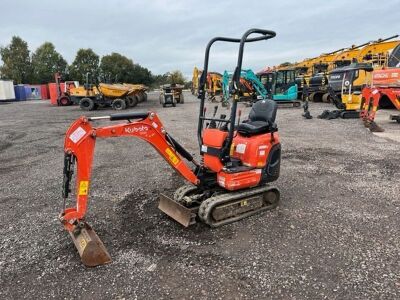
{"left": 173, "top": 185, "right": 198, "bottom": 202}
{"left": 198, "top": 185, "right": 279, "bottom": 227}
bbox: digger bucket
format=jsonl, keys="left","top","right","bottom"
{"left": 158, "top": 194, "right": 197, "bottom": 227}
{"left": 69, "top": 222, "right": 112, "bottom": 267}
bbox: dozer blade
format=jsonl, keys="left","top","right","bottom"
{"left": 69, "top": 222, "right": 112, "bottom": 267}
{"left": 158, "top": 194, "right": 196, "bottom": 227}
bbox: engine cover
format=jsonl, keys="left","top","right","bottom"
{"left": 231, "top": 132, "right": 279, "bottom": 168}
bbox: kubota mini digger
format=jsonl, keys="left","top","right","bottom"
{"left": 60, "top": 29, "right": 281, "bottom": 267}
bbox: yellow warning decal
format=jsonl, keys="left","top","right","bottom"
{"left": 79, "top": 181, "right": 89, "bottom": 196}
{"left": 165, "top": 148, "right": 180, "bottom": 165}
{"left": 230, "top": 143, "right": 235, "bottom": 156}
{"left": 79, "top": 237, "right": 87, "bottom": 250}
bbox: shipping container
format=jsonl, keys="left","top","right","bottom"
{"left": 14, "top": 85, "right": 27, "bottom": 100}
{"left": 0, "top": 80, "right": 16, "bottom": 101}
{"left": 26, "top": 85, "right": 42, "bottom": 100}
{"left": 40, "top": 84, "right": 49, "bottom": 100}
{"left": 24, "top": 86, "right": 31, "bottom": 100}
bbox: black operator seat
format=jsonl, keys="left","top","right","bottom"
{"left": 237, "top": 99, "right": 278, "bottom": 136}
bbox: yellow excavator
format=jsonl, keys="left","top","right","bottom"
{"left": 356, "top": 36, "right": 400, "bottom": 67}
{"left": 191, "top": 67, "right": 201, "bottom": 95}
{"left": 206, "top": 72, "right": 223, "bottom": 101}
{"left": 291, "top": 48, "right": 345, "bottom": 101}
{"left": 316, "top": 36, "right": 400, "bottom": 119}
{"left": 307, "top": 35, "right": 399, "bottom": 103}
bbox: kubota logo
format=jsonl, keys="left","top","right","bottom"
{"left": 124, "top": 125, "right": 149, "bottom": 134}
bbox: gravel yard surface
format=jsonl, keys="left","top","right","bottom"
{"left": 0, "top": 92, "right": 399, "bottom": 299}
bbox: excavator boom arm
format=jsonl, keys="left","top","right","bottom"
{"left": 242, "top": 69, "right": 269, "bottom": 98}
{"left": 61, "top": 112, "right": 199, "bottom": 230}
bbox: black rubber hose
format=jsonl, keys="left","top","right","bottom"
{"left": 166, "top": 134, "right": 194, "bottom": 162}
{"left": 109, "top": 112, "right": 149, "bottom": 121}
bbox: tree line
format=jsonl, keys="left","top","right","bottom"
{"left": 0, "top": 36, "right": 186, "bottom": 87}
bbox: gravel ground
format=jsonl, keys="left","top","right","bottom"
{"left": 0, "top": 92, "right": 399, "bottom": 299}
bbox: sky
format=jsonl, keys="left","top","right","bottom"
{"left": 0, "top": 0, "right": 399, "bottom": 79}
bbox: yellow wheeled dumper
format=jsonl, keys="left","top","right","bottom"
{"left": 159, "top": 84, "right": 184, "bottom": 107}
{"left": 75, "top": 83, "right": 128, "bottom": 111}
{"left": 123, "top": 83, "right": 148, "bottom": 105}
{"left": 73, "top": 83, "right": 143, "bottom": 111}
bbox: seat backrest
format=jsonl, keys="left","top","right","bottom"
{"left": 248, "top": 99, "right": 277, "bottom": 124}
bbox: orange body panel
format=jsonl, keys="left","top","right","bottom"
{"left": 232, "top": 132, "right": 280, "bottom": 168}
{"left": 218, "top": 169, "right": 262, "bottom": 191}
{"left": 202, "top": 128, "right": 228, "bottom": 172}
{"left": 372, "top": 68, "right": 400, "bottom": 87}
{"left": 203, "top": 128, "right": 280, "bottom": 191}
{"left": 202, "top": 128, "right": 228, "bottom": 147}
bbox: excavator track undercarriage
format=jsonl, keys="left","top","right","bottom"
{"left": 159, "top": 184, "right": 280, "bottom": 228}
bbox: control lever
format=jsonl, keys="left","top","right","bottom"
{"left": 209, "top": 105, "right": 219, "bottom": 128}
{"left": 236, "top": 109, "right": 242, "bottom": 128}
{"left": 218, "top": 114, "right": 226, "bottom": 128}
{"left": 202, "top": 107, "right": 207, "bottom": 128}
{"left": 213, "top": 105, "right": 219, "bottom": 116}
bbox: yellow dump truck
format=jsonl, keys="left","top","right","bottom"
{"left": 71, "top": 83, "right": 136, "bottom": 111}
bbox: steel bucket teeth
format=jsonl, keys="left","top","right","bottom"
{"left": 69, "top": 223, "right": 111, "bottom": 267}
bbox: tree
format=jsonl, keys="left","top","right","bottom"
{"left": 100, "top": 52, "right": 135, "bottom": 83}
{"left": 168, "top": 70, "right": 185, "bottom": 84}
{"left": 129, "top": 64, "right": 153, "bottom": 85}
{"left": 150, "top": 71, "right": 186, "bottom": 88}
{"left": 31, "top": 42, "right": 67, "bottom": 83}
{"left": 69, "top": 48, "right": 99, "bottom": 83}
{"left": 0, "top": 36, "right": 31, "bottom": 83}
{"left": 152, "top": 73, "right": 170, "bottom": 87}
{"left": 100, "top": 52, "right": 154, "bottom": 85}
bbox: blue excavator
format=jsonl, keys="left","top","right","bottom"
{"left": 257, "top": 68, "right": 301, "bottom": 107}
{"left": 222, "top": 68, "right": 301, "bottom": 107}
{"left": 222, "top": 69, "right": 268, "bottom": 106}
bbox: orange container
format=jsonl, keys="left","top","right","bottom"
{"left": 40, "top": 84, "right": 49, "bottom": 100}
{"left": 48, "top": 83, "right": 65, "bottom": 105}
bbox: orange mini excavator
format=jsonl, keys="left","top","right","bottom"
{"left": 60, "top": 29, "right": 281, "bottom": 267}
